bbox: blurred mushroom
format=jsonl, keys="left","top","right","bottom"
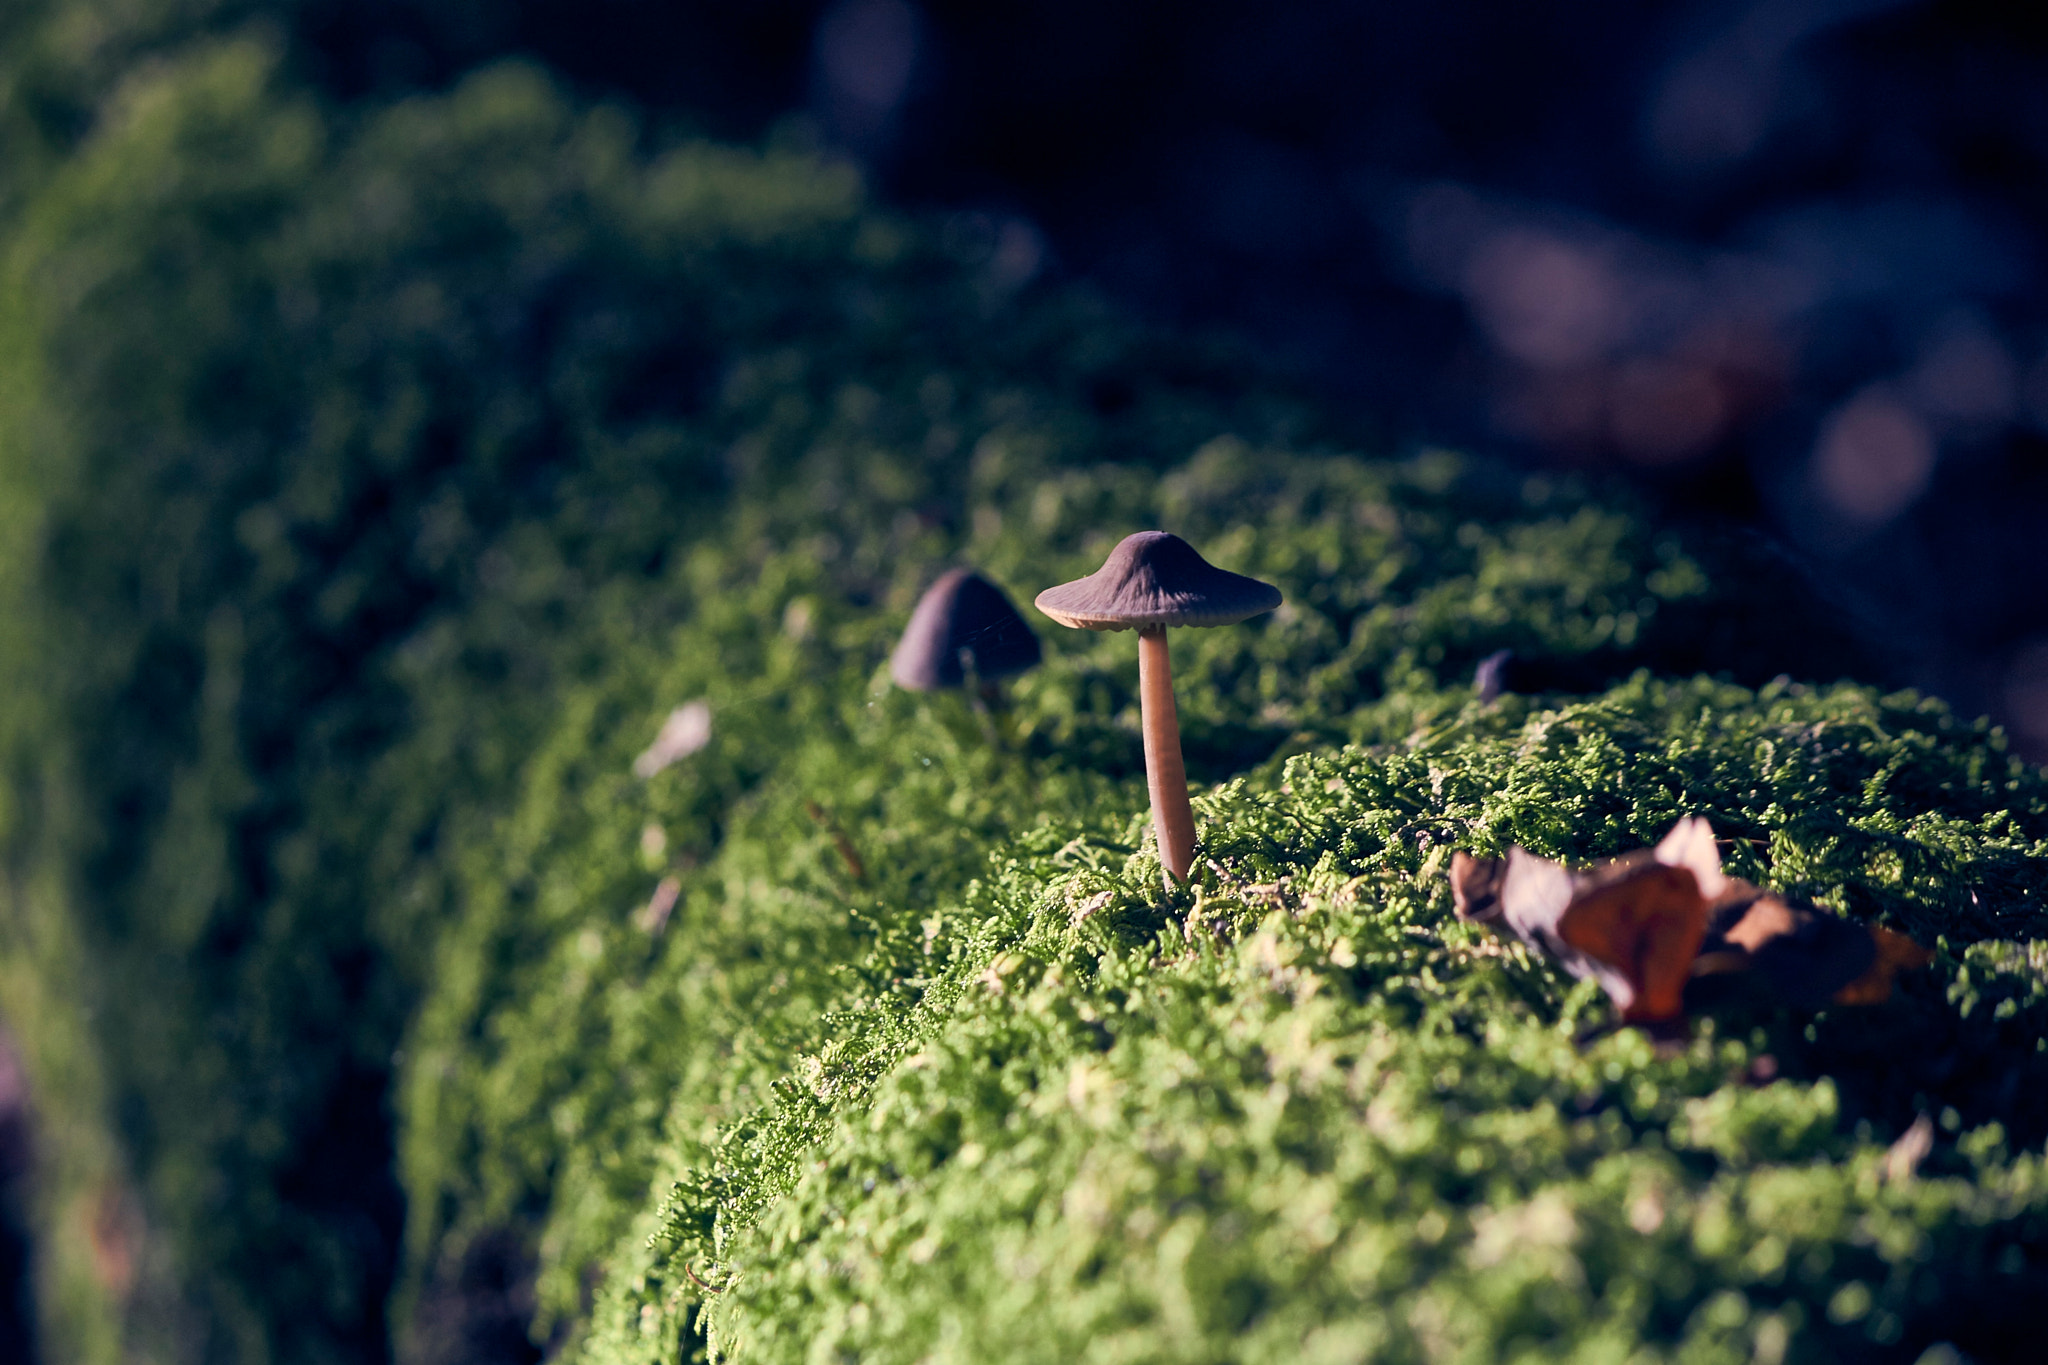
{"left": 1036, "top": 532, "right": 1281, "bottom": 892}
{"left": 1474, "top": 648, "right": 1514, "bottom": 703}
{"left": 890, "top": 568, "right": 1042, "bottom": 698}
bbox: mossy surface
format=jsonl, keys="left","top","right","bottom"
{"left": 407, "top": 445, "right": 2048, "bottom": 1362}
{"left": 0, "top": 42, "right": 1315, "bottom": 1362}
{"left": 0, "top": 21, "right": 2035, "bottom": 1364}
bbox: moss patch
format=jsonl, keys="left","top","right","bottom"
{"left": 0, "top": 28, "right": 2023, "bottom": 1365}
{"left": 406, "top": 444, "right": 2044, "bottom": 1362}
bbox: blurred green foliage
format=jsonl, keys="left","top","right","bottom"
{"left": 0, "top": 8, "right": 2036, "bottom": 1365}
{"left": 0, "top": 29, "right": 1314, "bottom": 1365}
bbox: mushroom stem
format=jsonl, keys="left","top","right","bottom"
{"left": 1137, "top": 626, "right": 1196, "bottom": 891}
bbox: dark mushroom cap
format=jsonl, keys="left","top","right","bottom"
{"left": 1034, "top": 531, "right": 1281, "bottom": 631}
{"left": 890, "top": 568, "right": 1043, "bottom": 691}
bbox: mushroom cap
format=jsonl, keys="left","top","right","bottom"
{"left": 890, "top": 568, "right": 1043, "bottom": 691}
{"left": 1034, "top": 531, "right": 1282, "bottom": 630}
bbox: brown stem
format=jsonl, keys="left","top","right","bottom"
{"left": 1137, "top": 626, "right": 1196, "bottom": 891}
{"left": 804, "top": 800, "right": 866, "bottom": 882}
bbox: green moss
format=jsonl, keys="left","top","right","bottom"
{"left": 0, "top": 42, "right": 1315, "bottom": 1362}
{"left": 579, "top": 681, "right": 2044, "bottom": 1365}
{"left": 0, "top": 21, "right": 2031, "bottom": 1365}
{"left": 407, "top": 437, "right": 2042, "bottom": 1361}
{"left": 404, "top": 446, "right": 1741, "bottom": 1330}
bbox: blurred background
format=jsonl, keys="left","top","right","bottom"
{"left": 2, "top": 1, "right": 2046, "bottom": 1360}
{"left": 256, "top": 0, "right": 2048, "bottom": 751}
{"left": 275, "top": 0, "right": 2048, "bottom": 744}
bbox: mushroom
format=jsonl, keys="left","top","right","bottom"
{"left": 1035, "top": 532, "right": 1281, "bottom": 892}
{"left": 1473, "top": 648, "right": 1513, "bottom": 704}
{"left": 890, "top": 568, "right": 1042, "bottom": 696}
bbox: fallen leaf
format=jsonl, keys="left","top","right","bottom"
{"left": 1454, "top": 832, "right": 1712, "bottom": 1024}
{"left": 1653, "top": 816, "right": 1728, "bottom": 899}
{"left": 1686, "top": 888, "right": 1930, "bottom": 1010}
{"left": 1686, "top": 891, "right": 1876, "bottom": 1009}
{"left": 634, "top": 700, "right": 712, "bottom": 778}
{"left": 1555, "top": 860, "right": 1707, "bottom": 1023}
{"left": 1449, "top": 849, "right": 1510, "bottom": 928}
{"left": 1831, "top": 925, "right": 1935, "bottom": 1006}
{"left": 1446, "top": 817, "right": 1932, "bottom": 1025}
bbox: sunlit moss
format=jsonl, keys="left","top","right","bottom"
{"left": 418, "top": 449, "right": 2048, "bottom": 1362}
{"left": 0, "top": 24, "right": 2033, "bottom": 1365}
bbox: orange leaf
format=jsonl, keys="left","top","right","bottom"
{"left": 1557, "top": 863, "right": 1708, "bottom": 1023}
{"left": 1830, "top": 925, "right": 1934, "bottom": 1006}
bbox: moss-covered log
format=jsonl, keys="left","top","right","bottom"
{"left": 0, "top": 15, "right": 2032, "bottom": 1365}
{"left": 404, "top": 444, "right": 2042, "bottom": 1362}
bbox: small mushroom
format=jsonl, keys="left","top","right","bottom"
{"left": 890, "top": 568, "right": 1042, "bottom": 695}
{"left": 1035, "top": 532, "right": 1281, "bottom": 892}
{"left": 1473, "top": 649, "right": 1513, "bottom": 704}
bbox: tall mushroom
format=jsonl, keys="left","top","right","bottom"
{"left": 1035, "top": 532, "right": 1281, "bottom": 892}
{"left": 890, "top": 568, "right": 1042, "bottom": 695}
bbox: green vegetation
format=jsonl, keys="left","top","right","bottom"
{"left": 0, "top": 32, "right": 1310, "bottom": 1364}
{"left": 420, "top": 448, "right": 2048, "bottom": 1363}
{"left": 0, "top": 9, "right": 2039, "bottom": 1365}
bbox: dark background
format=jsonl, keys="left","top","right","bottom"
{"left": 279, "top": 0, "right": 2048, "bottom": 750}
{"left": 7, "top": 3, "right": 2048, "bottom": 1361}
